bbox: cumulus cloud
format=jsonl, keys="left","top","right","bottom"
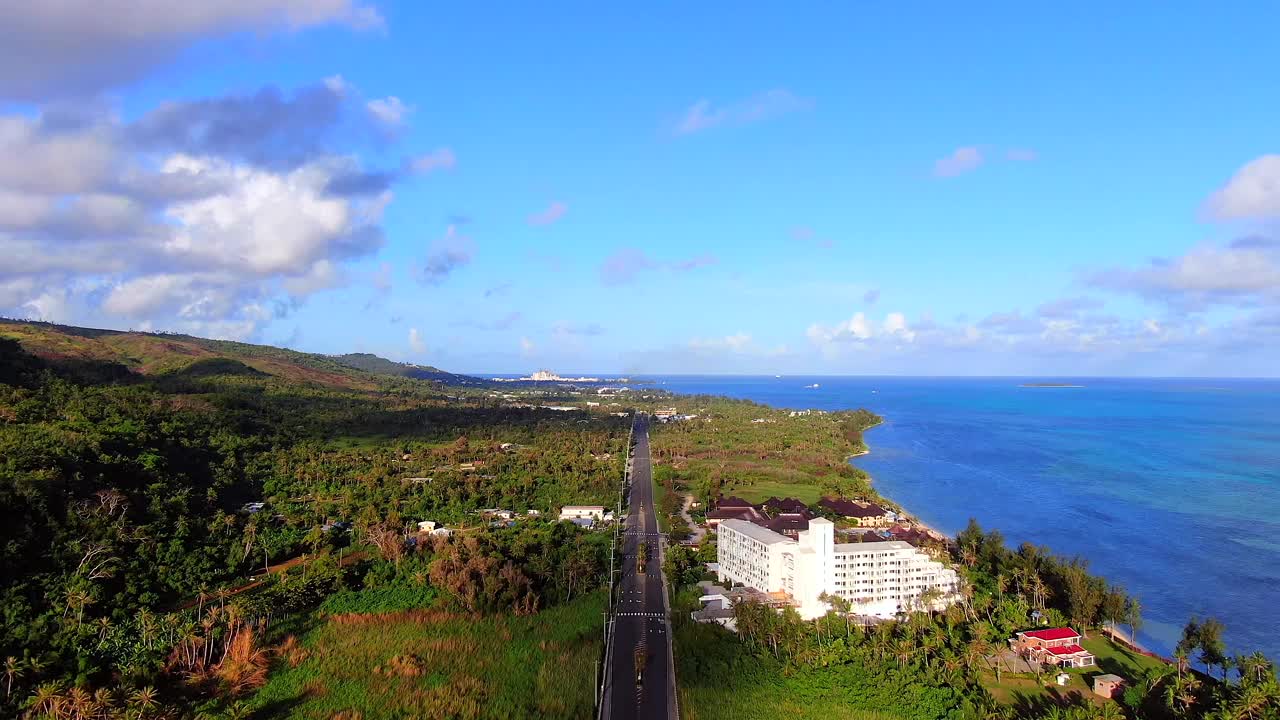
{"left": 408, "top": 327, "right": 427, "bottom": 354}
{"left": 527, "top": 201, "right": 568, "bottom": 226}
{"left": 420, "top": 224, "right": 474, "bottom": 285}
{"left": 127, "top": 81, "right": 355, "bottom": 169}
{"left": 599, "top": 248, "right": 718, "bottom": 285}
{"left": 1086, "top": 238, "right": 1280, "bottom": 310}
{"left": 0, "top": 0, "right": 382, "bottom": 100}
{"left": 933, "top": 146, "right": 984, "bottom": 177}
{"left": 0, "top": 76, "right": 459, "bottom": 340}
{"left": 806, "top": 311, "right": 920, "bottom": 348}
{"left": 1203, "top": 155, "right": 1280, "bottom": 220}
{"left": 673, "top": 89, "right": 812, "bottom": 136}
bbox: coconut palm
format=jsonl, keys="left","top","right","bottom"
{"left": 4, "top": 656, "right": 21, "bottom": 699}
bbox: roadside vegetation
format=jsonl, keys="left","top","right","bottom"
{"left": 0, "top": 322, "right": 623, "bottom": 719}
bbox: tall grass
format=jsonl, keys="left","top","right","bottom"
{"left": 250, "top": 590, "right": 606, "bottom": 719}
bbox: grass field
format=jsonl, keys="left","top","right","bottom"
{"left": 250, "top": 591, "right": 607, "bottom": 719}
{"left": 1084, "top": 635, "right": 1169, "bottom": 677}
{"left": 727, "top": 476, "right": 827, "bottom": 505}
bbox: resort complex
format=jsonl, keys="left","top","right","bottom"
{"left": 716, "top": 516, "right": 960, "bottom": 619}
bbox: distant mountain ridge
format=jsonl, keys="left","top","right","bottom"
{"left": 0, "top": 319, "right": 484, "bottom": 389}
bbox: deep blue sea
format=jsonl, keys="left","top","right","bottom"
{"left": 645, "top": 376, "right": 1280, "bottom": 662}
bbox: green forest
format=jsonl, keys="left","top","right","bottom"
{"left": 0, "top": 321, "right": 627, "bottom": 719}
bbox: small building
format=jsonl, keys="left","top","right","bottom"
{"left": 480, "top": 508, "right": 514, "bottom": 521}
{"left": 241, "top": 502, "right": 265, "bottom": 514}
{"left": 526, "top": 509, "right": 541, "bottom": 517}
{"left": 1056, "top": 672, "right": 1071, "bottom": 687}
{"left": 417, "top": 520, "right": 438, "bottom": 533}
{"left": 560, "top": 505, "right": 607, "bottom": 521}
{"left": 568, "top": 517, "right": 595, "bottom": 529}
{"left": 1093, "top": 674, "right": 1124, "bottom": 698}
{"left": 1013, "top": 628, "right": 1096, "bottom": 668}
{"left": 654, "top": 408, "right": 677, "bottom": 419}
{"left": 819, "top": 497, "right": 892, "bottom": 527}
{"left": 706, "top": 505, "right": 766, "bottom": 529}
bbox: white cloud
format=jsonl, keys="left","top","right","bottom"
{"left": 933, "top": 146, "right": 984, "bottom": 177}
{"left": 883, "top": 312, "right": 916, "bottom": 342}
{"left": 1087, "top": 238, "right": 1280, "bottom": 309}
{"left": 408, "top": 327, "right": 427, "bottom": 354}
{"left": 1204, "top": 155, "right": 1280, "bottom": 220}
{"left": 673, "top": 89, "right": 812, "bottom": 136}
{"left": 0, "top": 115, "right": 116, "bottom": 194}
{"left": 366, "top": 96, "right": 411, "bottom": 127}
{"left": 160, "top": 154, "right": 386, "bottom": 275}
{"left": 527, "top": 201, "right": 568, "bottom": 226}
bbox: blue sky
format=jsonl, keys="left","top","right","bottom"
{"left": 3, "top": 2, "right": 1280, "bottom": 375}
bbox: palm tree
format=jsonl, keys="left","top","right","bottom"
{"left": 3, "top": 656, "right": 20, "bottom": 699}
{"left": 26, "top": 681, "right": 65, "bottom": 719}
{"left": 128, "top": 686, "right": 159, "bottom": 719}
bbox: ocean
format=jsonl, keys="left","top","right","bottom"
{"left": 646, "top": 375, "right": 1280, "bottom": 662}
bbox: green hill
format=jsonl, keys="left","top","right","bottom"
{"left": 0, "top": 319, "right": 480, "bottom": 390}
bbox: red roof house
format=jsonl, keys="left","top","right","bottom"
{"left": 1013, "top": 628, "right": 1096, "bottom": 668}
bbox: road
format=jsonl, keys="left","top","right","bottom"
{"left": 603, "top": 414, "right": 677, "bottom": 720}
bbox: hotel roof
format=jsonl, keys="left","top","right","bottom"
{"left": 720, "top": 519, "right": 792, "bottom": 545}
{"left": 833, "top": 540, "right": 914, "bottom": 553}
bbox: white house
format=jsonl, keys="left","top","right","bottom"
{"left": 417, "top": 520, "right": 438, "bottom": 532}
{"left": 717, "top": 518, "right": 959, "bottom": 620}
{"left": 559, "top": 505, "right": 607, "bottom": 521}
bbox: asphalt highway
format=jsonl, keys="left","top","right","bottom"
{"left": 603, "top": 414, "right": 677, "bottom": 720}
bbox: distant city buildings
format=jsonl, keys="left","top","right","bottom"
{"left": 489, "top": 369, "right": 633, "bottom": 383}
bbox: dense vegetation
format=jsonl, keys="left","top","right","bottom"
{"left": 0, "top": 322, "right": 627, "bottom": 719}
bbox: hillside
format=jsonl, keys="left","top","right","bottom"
{"left": 0, "top": 318, "right": 630, "bottom": 719}
{"left": 0, "top": 319, "right": 480, "bottom": 390}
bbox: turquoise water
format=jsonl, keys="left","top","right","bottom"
{"left": 649, "top": 376, "right": 1280, "bottom": 661}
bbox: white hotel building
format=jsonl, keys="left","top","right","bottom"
{"left": 717, "top": 517, "right": 959, "bottom": 619}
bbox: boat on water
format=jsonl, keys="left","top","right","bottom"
{"left": 805, "top": 383, "right": 820, "bottom": 389}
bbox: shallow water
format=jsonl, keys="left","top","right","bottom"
{"left": 649, "top": 375, "right": 1280, "bottom": 661}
